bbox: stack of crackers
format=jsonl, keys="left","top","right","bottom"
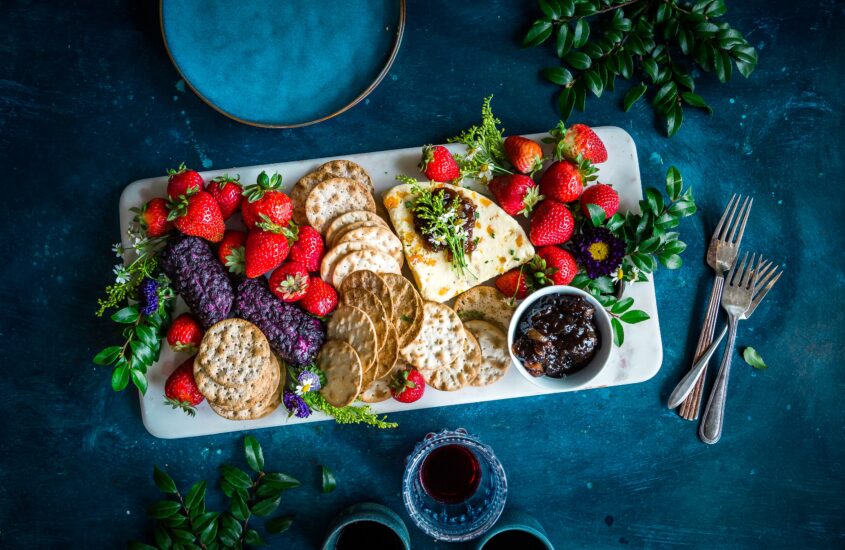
{"left": 193, "top": 319, "right": 283, "bottom": 420}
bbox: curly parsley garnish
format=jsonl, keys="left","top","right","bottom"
{"left": 448, "top": 95, "right": 513, "bottom": 183}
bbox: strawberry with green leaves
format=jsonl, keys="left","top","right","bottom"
{"left": 241, "top": 171, "right": 293, "bottom": 229}
{"left": 164, "top": 357, "right": 204, "bottom": 416}
{"left": 132, "top": 197, "right": 173, "bottom": 238}
{"left": 166, "top": 163, "right": 204, "bottom": 199}
{"left": 580, "top": 183, "right": 620, "bottom": 219}
{"left": 529, "top": 200, "right": 575, "bottom": 246}
{"left": 496, "top": 266, "right": 531, "bottom": 301}
{"left": 489, "top": 174, "right": 543, "bottom": 217}
{"left": 244, "top": 223, "right": 293, "bottom": 279}
{"left": 166, "top": 313, "right": 203, "bottom": 353}
{"left": 288, "top": 225, "right": 324, "bottom": 272}
{"left": 419, "top": 145, "right": 460, "bottom": 182}
{"left": 218, "top": 230, "right": 246, "bottom": 275}
{"left": 534, "top": 246, "right": 578, "bottom": 286}
{"left": 539, "top": 157, "right": 597, "bottom": 203}
{"left": 299, "top": 277, "right": 338, "bottom": 317}
{"left": 391, "top": 368, "right": 425, "bottom": 403}
{"left": 206, "top": 174, "right": 242, "bottom": 219}
{"left": 504, "top": 135, "right": 544, "bottom": 174}
{"left": 167, "top": 190, "right": 225, "bottom": 243}
{"left": 561, "top": 124, "right": 607, "bottom": 164}
{"left": 269, "top": 261, "right": 310, "bottom": 303}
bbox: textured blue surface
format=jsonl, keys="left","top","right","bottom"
{"left": 1, "top": 0, "right": 844, "bottom": 548}
{"left": 162, "top": 0, "right": 400, "bottom": 125}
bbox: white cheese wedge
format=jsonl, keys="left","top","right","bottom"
{"left": 383, "top": 183, "right": 534, "bottom": 303}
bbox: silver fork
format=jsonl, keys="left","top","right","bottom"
{"left": 699, "top": 254, "right": 781, "bottom": 444}
{"left": 678, "top": 195, "right": 752, "bottom": 420}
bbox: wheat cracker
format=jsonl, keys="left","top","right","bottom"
{"left": 379, "top": 272, "right": 423, "bottom": 347}
{"left": 340, "top": 269, "right": 394, "bottom": 321}
{"left": 464, "top": 319, "right": 511, "bottom": 387}
{"left": 454, "top": 285, "right": 516, "bottom": 332}
{"left": 341, "top": 288, "right": 388, "bottom": 352}
{"left": 401, "top": 301, "right": 465, "bottom": 371}
{"left": 327, "top": 305, "right": 378, "bottom": 372}
{"left": 317, "top": 159, "right": 375, "bottom": 195}
{"left": 305, "top": 177, "right": 375, "bottom": 234}
{"left": 196, "top": 319, "right": 272, "bottom": 388}
{"left": 318, "top": 340, "right": 363, "bottom": 407}
{"left": 291, "top": 171, "right": 329, "bottom": 225}
{"left": 325, "top": 210, "right": 387, "bottom": 247}
{"left": 332, "top": 249, "right": 400, "bottom": 290}
{"left": 336, "top": 225, "right": 403, "bottom": 265}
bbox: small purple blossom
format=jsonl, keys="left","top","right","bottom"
{"left": 283, "top": 389, "right": 311, "bottom": 418}
{"left": 572, "top": 227, "right": 625, "bottom": 279}
{"left": 139, "top": 278, "right": 159, "bottom": 316}
{"left": 295, "top": 371, "right": 321, "bottom": 395}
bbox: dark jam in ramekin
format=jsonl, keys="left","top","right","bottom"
{"left": 512, "top": 294, "right": 600, "bottom": 378}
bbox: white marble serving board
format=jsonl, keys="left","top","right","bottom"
{"left": 119, "top": 128, "right": 662, "bottom": 439}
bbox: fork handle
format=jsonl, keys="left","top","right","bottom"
{"left": 699, "top": 316, "right": 739, "bottom": 444}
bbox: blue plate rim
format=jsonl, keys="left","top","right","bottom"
{"left": 159, "top": 0, "right": 406, "bottom": 129}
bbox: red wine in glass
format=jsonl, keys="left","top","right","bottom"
{"left": 419, "top": 444, "right": 481, "bottom": 504}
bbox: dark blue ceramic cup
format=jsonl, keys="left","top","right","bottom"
{"left": 475, "top": 509, "right": 554, "bottom": 549}
{"left": 322, "top": 502, "right": 411, "bottom": 550}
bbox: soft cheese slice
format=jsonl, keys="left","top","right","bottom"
{"left": 383, "top": 183, "right": 534, "bottom": 303}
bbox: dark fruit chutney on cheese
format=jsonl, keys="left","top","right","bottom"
{"left": 512, "top": 294, "right": 600, "bottom": 378}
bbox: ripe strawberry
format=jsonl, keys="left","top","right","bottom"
{"left": 164, "top": 357, "right": 204, "bottom": 416}
{"left": 166, "top": 313, "right": 203, "bottom": 353}
{"left": 580, "top": 183, "right": 620, "bottom": 218}
{"left": 529, "top": 200, "right": 575, "bottom": 246}
{"left": 534, "top": 246, "right": 578, "bottom": 286}
{"left": 218, "top": 230, "right": 247, "bottom": 275}
{"left": 299, "top": 277, "right": 338, "bottom": 317}
{"left": 132, "top": 197, "right": 173, "bottom": 238}
{"left": 489, "top": 175, "right": 543, "bottom": 217}
{"left": 562, "top": 124, "right": 608, "bottom": 164}
{"left": 166, "top": 163, "right": 204, "bottom": 199}
{"left": 419, "top": 145, "right": 460, "bottom": 182}
{"left": 504, "top": 135, "right": 544, "bottom": 174}
{"left": 495, "top": 267, "right": 531, "bottom": 301}
{"left": 539, "top": 158, "right": 596, "bottom": 203}
{"left": 269, "top": 261, "right": 310, "bottom": 302}
{"left": 242, "top": 171, "right": 293, "bottom": 229}
{"left": 288, "top": 225, "right": 324, "bottom": 272}
{"left": 167, "top": 190, "right": 225, "bottom": 243}
{"left": 244, "top": 227, "right": 292, "bottom": 278}
{"left": 206, "top": 174, "right": 242, "bottom": 219}
{"left": 390, "top": 368, "right": 425, "bottom": 403}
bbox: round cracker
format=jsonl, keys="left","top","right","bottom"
{"left": 422, "top": 330, "right": 481, "bottom": 392}
{"left": 305, "top": 177, "right": 375, "bottom": 234}
{"left": 332, "top": 249, "right": 400, "bottom": 290}
{"left": 340, "top": 269, "right": 393, "bottom": 321}
{"left": 464, "top": 319, "right": 511, "bottom": 387}
{"left": 358, "top": 378, "right": 392, "bottom": 403}
{"left": 341, "top": 288, "right": 387, "bottom": 352}
{"left": 327, "top": 305, "right": 378, "bottom": 372}
{"left": 330, "top": 219, "right": 387, "bottom": 248}
{"left": 320, "top": 242, "right": 377, "bottom": 282}
{"left": 317, "top": 160, "right": 375, "bottom": 195}
{"left": 196, "top": 319, "right": 272, "bottom": 387}
{"left": 454, "top": 285, "right": 516, "bottom": 333}
{"left": 209, "top": 364, "right": 283, "bottom": 421}
{"left": 401, "top": 302, "right": 465, "bottom": 371}
{"left": 375, "top": 324, "right": 399, "bottom": 380}
{"left": 195, "top": 355, "right": 277, "bottom": 409}
{"left": 336, "top": 226, "right": 403, "bottom": 265}
{"left": 379, "top": 273, "right": 424, "bottom": 347}
{"left": 325, "top": 210, "right": 387, "bottom": 247}
{"left": 318, "top": 340, "right": 363, "bottom": 407}
{"left": 291, "top": 171, "right": 329, "bottom": 225}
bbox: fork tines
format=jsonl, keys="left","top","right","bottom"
{"left": 714, "top": 194, "right": 753, "bottom": 245}
{"left": 727, "top": 251, "right": 756, "bottom": 288}
{"left": 747, "top": 257, "right": 783, "bottom": 318}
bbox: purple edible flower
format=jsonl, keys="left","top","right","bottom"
{"left": 283, "top": 389, "right": 311, "bottom": 418}
{"left": 139, "top": 278, "right": 158, "bottom": 316}
{"left": 295, "top": 371, "right": 321, "bottom": 395}
{"left": 572, "top": 227, "right": 625, "bottom": 279}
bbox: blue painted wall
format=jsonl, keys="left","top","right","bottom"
{"left": 0, "top": 0, "right": 843, "bottom": 548}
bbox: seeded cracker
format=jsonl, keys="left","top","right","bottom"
{"left": 318, "top": 340, "right": 363, "bottom": 407}
{"left": 422, "top": 329, "right": 481, "bottom": 392}
{"left": 325, "top": 210, "right": 387, "bottom": 246}
{"left": 196, "top": 319, "right": 272, "bottom": 387}
{"left": 291, "top": 171, "right": 329, "bottom": 225}
{"left": 332, "top": 249, "right": 400, "bottom": 290}
{"left": 464, "top": 319, "right": 511, "bottom": 386}
{"left": 316, "top": 159, "right": 375, "bottom": 195}
{"left": 327, "top": 305, "right": 378, "bottom": 372}
{"left": 320, "top": 242, "right": 383, "bottom": 283}
{"left": 195, "top": 354, "right": 277, "bottom": 409}
{"left": 305, "top": 177, "right": 375, "bottom": 234}
{"left": 454, "top": 285, "right": 516, "bottom": 332}
{"left": 336, "top": 226, "right": 404, "bottom": 265}
{"left": 401, "top": 302, "right": 465, "bottom": 371}
{"left": 379, "top": 272, "right": 423, "bottom": 347}
{"left": 209, "top": 357, "right": 283, "bottom": 420}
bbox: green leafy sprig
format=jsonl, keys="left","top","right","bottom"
{"left": 129, "top": 435, "right": 298, "bottom": 550}
{"left": 447, "top": 96, "right": 512, "bottom": 182}
{"left": 524, "top": 0, "right": 758, "bottom": 136}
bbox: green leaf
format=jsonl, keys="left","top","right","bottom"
{"left": 586, "top": 203, "right": 606, "bottom": 227}
{"left": 251, "top": 496, "right": 281, "bottom": 517}
{"left": 185, "top": 481, "right": 207, "bottom": 512}
{"left": 623, "top": 84, "right": 647, "bottom": 112}
{"left": 230, "top": 491, "right": 250, "bottom": 522}
{"left": 611, "top": 318, "right": 624, "bottom": 346}
{"left": 543, "top": 67, "right": 573, "bottom": 85}
{"left": 666, "top": 103, "right": 684, "bottom": 137}
{"left": 645, "top": 188, "right": 664, "bottom": 215}
{"left": 220, "top": 465, "right": 253, "bottom": 490}
{"left": 742, "top": 347, "right": 768, "bottom": 369}
{"left": 661, "top": 240, "right": 687, "bottom": 255}
{"left": 555, "top": 24, "right": 572, "bottom": 58}
{"left": 642, "top": 58, "right": 658, "bottom": 82}
{"left": 153, "top": 466, "right": 177, "bottom": 494}
{"left": 257, "top": 482, "right": 286, "bottom": 499}
{"left": 620, "top": 310, "right": 650, "bottom": 324}
{"left": 584, "top": 69, "right": 603, "bottom": 97}
{"left": 93, "top": 346, "right": 121, "bottom": 366}
{"left": 148, "top": 500, "right": 182, "bottom": 519}
{"left": 163, "top": 514, "right": 187, "bottom": 528}
{"left": 200, "top": 516, "right": 219, "bottom": 545}
{"left": 639, "top": 236, "right": 661, "bottom": 254}
{"left": 245, "top": 529, "right": 266, "bottom": 547}
{"left": 130, "top": 341, "right": 154, "bottom": 367}
{"left": 653, "top": 81, "right": 677, "bottom": 109}
{"left": 558, "top": 88, "right": 575, "bottom": 120}
{"left": 572, "top": 19, "right": 590, "bottom": 48}
{"left": 606, "top": 213, "right": 625, "bottom": 232}
{"left": 111, "top": 305, "right": 139, "bottom": 324}
{"left": 539, "top": 0, "right": 562, "bottom": 19}
{"left": 135, "top": 324, "right": 157, "bottom": 348}
{"left": 705, "top": 0, "right": 727, "bottom": 17}
{"left": 659, "top": 253, "right": 683, "bottom": 269}
{"left": 153, "top": 523, "right": 172, "bottom": 549}
{"left": 244, "top": 435, "right": 264, "bottom": 473}
{"left": 169, "top": 528, "right": 195, "bottom": 544}
{"left": 611, "top": 297, "right": 634, "bottom": 314}
{"left": 524, "top": 18, "right": 554, "bottom": 47}
{"left": 560, "top": 0, "right": 575, "bottom": 16}
{"left": 681, "top": 92, "right": 712, "bottom": 113}
{"left": 669, "top": 200, "right": 697, "bottom": 217}
{"left": 665, "top": 167, "right": 682, "bottom": 200}
{"left": 264, "top": 472, "right": 301, "bottom": 490}
{"left": 631, "top": 252, "right": 655, "bottom": 273}
{"left": 111, "top": 362, "right": 130, "bottom": 391}
{"left": 564, "top": 51, "right": 591, "bottom": 70}
{"left": 592, "top": 276, "right": 615, "bottom": 294}
{"left": 194, "top": 511, "right": 219, "bottom": 532}
{"left": 714, "top": 49, "right": 732, "bottom": 82}
{"left": 321, "top": 465, "right": 337, "bottom": 493}
{"left": 573, "top": 81, "right": 586, "bottom": 112}
{"left": 266, "top": 515, "right": 294, "bottom": 534}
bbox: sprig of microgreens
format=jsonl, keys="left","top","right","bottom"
{"left": 397, "top": 175, "right": 474, "bottom": 277}
{"left": 447, "top": 96, "right": 513, "bottom": 183}
{"left": 129, "top": 435, "right": 299, "bottom": 550}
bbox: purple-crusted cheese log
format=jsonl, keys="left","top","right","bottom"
{"left": 159, "top": 234, "right": 234, "bottom": 329}
{"left": 234, "top": 278, "right": 326, "bottom": 367}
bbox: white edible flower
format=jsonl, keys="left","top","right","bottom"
{"left": 112, "top": 243, "right": 124, "bottom": 257}
{"left": 465, "top": 146, "right": 481, "bottom": 161}
{"left": 113, "top": 265, "right": 130, "bottom": 284}
{"left": 477, "top": 163, "right": 493, "bottom": 184}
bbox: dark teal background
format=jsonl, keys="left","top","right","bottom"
{"left": 1, "top": 1, "right": 843, "bottom": 548}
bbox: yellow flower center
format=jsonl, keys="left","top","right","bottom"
{"left": 301, "top": 382, "right": 312, "bottom": 393}
{"left": 588, "top": 242, "right": 610, "bottom": 261}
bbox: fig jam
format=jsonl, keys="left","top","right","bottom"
{"left": 412, "top": 187, "right": 477, "bottom": 257}
{"left": 512, "top": 294, "right": 600, "bottom": 378}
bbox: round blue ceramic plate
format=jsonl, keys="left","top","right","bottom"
{"left": 161, "top": 0, "right": 404, "bottom": 128}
